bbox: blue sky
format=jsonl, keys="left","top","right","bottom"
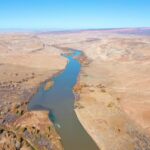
{"left": 0, "top": 0, "right": 149, "bottom": 30}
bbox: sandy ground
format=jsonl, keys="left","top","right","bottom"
{"left": 0, "top": 33, "right": 67, "bottom": 150}
{"left": 0, "top": 28, "right": 150, "bottom": 150}
{"left": 54, "top": 28, "right": 150, "bottom": 150}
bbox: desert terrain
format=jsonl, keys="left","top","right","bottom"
{"left": 59, "top": 28, "right": 150, "bottom": 150}
{"left": 0, "top": 28, "right": 150, "bottom": 150}
{"left": 0, "top": 33, "right": 67, "bottom": 150}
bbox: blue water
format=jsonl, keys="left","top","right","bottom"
{"left": 28, "top": 50, "right": 99, "bottom": 150}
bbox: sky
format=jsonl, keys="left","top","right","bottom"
{"left": 0, "top": 0, "right": 150, "bottom": 30}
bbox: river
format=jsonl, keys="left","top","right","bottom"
{"left": 28, "top": 50, "right": 99, "bottom": 150}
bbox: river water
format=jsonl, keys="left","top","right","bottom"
{"left": 28, "top": 50, "right": 99, "bottom": 150}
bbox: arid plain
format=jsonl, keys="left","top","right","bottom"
{"left": 0, "top": 28, "right": 150, "bottom": 150}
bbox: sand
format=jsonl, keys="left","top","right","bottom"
{"left": 59, "top": 28, "right": 150, "bottom": 150}
{"left": 0, "top": 33, "right": 67, "bottom": 150}
{"left": 0, "top": 28, "right": 150, "bottom": 150}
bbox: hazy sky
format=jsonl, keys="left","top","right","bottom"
{"left": 0, "top": 0, "right": 149, "bottom": 29}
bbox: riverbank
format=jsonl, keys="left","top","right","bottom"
{"left": 0, "top": 33, "right": 67, "bottom": 149}
{"left": 28, "top": 49, "right": 99, "bottom": 150}
{"left": 0, "top": 29, "right": 150, "bottom": 150}
{"left": 58, "top": 29, "right": 150, "bottom": 150}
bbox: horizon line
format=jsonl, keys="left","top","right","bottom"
{"left": 0, "top": 27, "right": 149, "bottom": 33}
